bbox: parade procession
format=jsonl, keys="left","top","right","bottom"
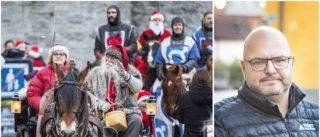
{"left": 1, "top": 1, "right": 213, "bottom": 137}
{"left": 2, "top": 1, "right": 320, "bottom": 137}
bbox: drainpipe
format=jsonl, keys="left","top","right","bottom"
{"left": 279, "top": 1, "right": 284, "bottom": 32}
{"left": 158, "top": 1, "right": 161, "bottom": 12}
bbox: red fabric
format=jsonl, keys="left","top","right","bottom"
{"left": 106, "top": 76, "right": 117, "bottom": 111}
{"left": 151, "top": 11, "right": 162, "bottom": 16}
{"left": 31, "top": 45, "right": 39, "bottom": 53}
{"left": 16, "top": 40, "right": 25, "bottom": 47}
{"left": 27, "top": 64, "right": 69, "bottom": 116}
{"left": 110, "top": 44, "right": 129, "bottom": 71}
{"left": 138, "top": 29, "right": 172, "bottom": 46}
{"left": 33, "top": 60, "right": 44, "bottom": 67}
{"left": 142, "top": 111, "right": 155, "bottom": 135}
{"left": 134, "top": 56, "right": 148, "bottom": 75}
{"left": 137, "top": 90, "right": 152, "bottom": 102}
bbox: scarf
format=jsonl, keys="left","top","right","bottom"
{"left": 106, "top": 76, "right": 117, "bottom": 112}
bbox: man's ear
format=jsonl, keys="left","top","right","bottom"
{"left": 240, "top": 60, "right": 246, "bottom": 77}
{"left": 291, "top": 55, "right": 295, "bottom": 67}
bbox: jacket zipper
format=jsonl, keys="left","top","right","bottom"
{"left": 282, "top": 114, "right": 293, "bottom": 137}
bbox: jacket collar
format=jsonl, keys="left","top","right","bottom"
{"left": 238, "top": 81, "right": 305, "bottom": 116}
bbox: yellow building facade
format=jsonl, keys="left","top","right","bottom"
{"left": 264, "top": 1, "right": 319, "bottom": 89}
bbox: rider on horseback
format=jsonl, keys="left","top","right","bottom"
{"left": 154, "top": 17, "right": 200, "bottom": 86}
{"left": 94, "top": 5, "right": 137, "bottom": 67}
{"left": 27, "top": 44, "right": 70, "bottom": 136}
{"left": 86, "top": 44, "right": 143, "bottom": 136}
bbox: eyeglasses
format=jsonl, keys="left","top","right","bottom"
{"left": 53, "top": 53, "right": 66, "bottom": 57}
{"left": 244, "top": 56, "right": 292, "bottom": 71}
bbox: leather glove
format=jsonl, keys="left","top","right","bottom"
{"left": 114, "top": 60, "right": 130, "bottom": 81}
{"left": 156, "top": 64, "right": 163, "bottom": 81}
{"left": 94, "top": 51, "right": 103, "bottom": 60}
{"left": 89, "top": 92, "right": 111, "bottom": 112}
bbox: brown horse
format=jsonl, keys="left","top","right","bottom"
{"left": 161, "top": 64, "right": 186, "bottom": 119}
{"left": 40, "top": 61, "right": 102, "bottom": 137}
{"left": 206, "top": 55, "right": 213, "bottom": 88}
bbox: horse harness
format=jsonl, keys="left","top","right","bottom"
{"left": 40, "top": 68, "right": 103, "bottom": 137}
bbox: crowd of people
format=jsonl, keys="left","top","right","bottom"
{"left": 2, "top": 5, "right": 213, "bottom": 137}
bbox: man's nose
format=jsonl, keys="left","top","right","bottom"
{"left": 264, "top": 60, "right": 277, "bottom": 74}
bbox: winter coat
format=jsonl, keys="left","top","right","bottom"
{"left": 215, "top": 82, "right": 319, "bottom": 137}
{"left": 27, "top": 64, "right": 69, "bottom": 114}
{"left": 86, "top": 64, "right": 143, "bottom": 115}
{"left": 177, "top": 84, "right": 212, "bottom": 137}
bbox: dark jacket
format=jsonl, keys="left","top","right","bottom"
{"left": 215, "top": 82, "right": 319, "bottom": 137}
{"left": 178, "top": 84, "right": 212, "bottom": 137}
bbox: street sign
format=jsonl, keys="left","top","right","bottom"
{"left": 1, "top": 59, "right": 33, "bottom": 99}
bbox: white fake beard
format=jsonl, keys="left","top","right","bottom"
{"left": 149, "top": 21, "right": 164, "bottom": 35}
{"left": 100, "top": 58, "right": 120, "bottom": 84}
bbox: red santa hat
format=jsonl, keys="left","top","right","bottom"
{"left": 16, "top": 40, "right": 26, "bottom": 49}
{"left": 137, "top": 91, "right": 152, "bottom": 104}
{"left": 105, "top": 44, "right": 129, "bottom": 70}
{"left": 48, "top": 44, "right": 69, "bottom": 59}
{"left": 29, "top": 45, "right": 41, "bottom": 58}
{"left": 150, "top": 11, "right": 164, "bottom": 21}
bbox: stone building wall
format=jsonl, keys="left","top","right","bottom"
{"left": 1, "top": 1, "right": 212, "bottom": 68}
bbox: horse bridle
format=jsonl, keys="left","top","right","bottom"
{"left": 53, "top": 68, "right": 87, "bottom": 136}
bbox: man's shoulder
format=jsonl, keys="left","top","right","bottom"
{"left": 185, "top": 36, "right": 196, "bottom": 44}
{"left": 161, "top": 37, "right": 171, "bottom": 44}
{"left": 142, "top": 29, "right": 153, "bottom": 34}
{"left": 120, "top": 23, "right": 133, "bottom": 30}
{"left": 194, "top": 29, "right": 204, "bottom": 35}
{"left": 97, "top": 24, "right": 108, "bottom": 30}
{"left": 214, "top": 96, "right": 249, "bottom": 117}
{"left": 299, "top": 100, "right": 319, "bottom": 110}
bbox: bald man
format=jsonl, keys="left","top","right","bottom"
{"left": 214, "top": 26, "right": 319, "bottom": 137}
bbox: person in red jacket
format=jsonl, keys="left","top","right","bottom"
{"left": 138, "top": 11, "right": 172, "bottom": 46}
{"left": 27, "top": 44, "right": 70, "bottom": 116}
{"left": 137, "top": 90, "right": 155, "bottom": 136}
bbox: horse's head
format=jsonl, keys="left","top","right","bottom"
{"left": 161, "top": 64, "right": 186, "bottom": 119}
{"left": 54, "top": 61, "right": 92, "bottom": 137}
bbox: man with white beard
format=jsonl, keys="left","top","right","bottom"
{"left": 86, "top": 44, "right": 143, "bottom": 136}
{"left": 138, "top": 11, "right": 172, "bottom": 46}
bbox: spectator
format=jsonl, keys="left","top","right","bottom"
{"left": 137, "top": 90, "right": 155, "bottom": 136}
{"left": 177, "top": 69, "right": 212, "bottom": 137}
{"left": 1, "top": 40, "right": 15, "bottom": 57}
{"left": 6, "top": 40, "right": 26, "bottom": 58}
{"left": 26, "top": 45, "right": 46, "bottom": 70}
